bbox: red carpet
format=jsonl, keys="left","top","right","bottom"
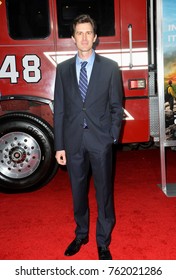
{"left": 1, "top": 148, "right": 176, "bottom": 260}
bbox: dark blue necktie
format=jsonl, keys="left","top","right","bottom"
{"left": 79, "top": 61, "right": 88, "bottom": 128}
{"left": 79, "top": 61, "right": 88, "bottom": 102}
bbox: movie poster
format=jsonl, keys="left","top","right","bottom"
{"left": 163, "top": 0, "right": 176, "bottom": 140}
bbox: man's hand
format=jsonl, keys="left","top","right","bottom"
{"left": 55, "top": 150, "right": 66, "bottom": 165}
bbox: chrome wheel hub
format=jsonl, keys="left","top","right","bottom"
{"left": 0, "top": 132, "right": 41, "bottom": 179}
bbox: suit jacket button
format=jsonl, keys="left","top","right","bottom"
{"left": 82, "top": 107, "right": 86, "bottom": 111}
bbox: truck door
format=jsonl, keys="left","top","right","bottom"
{"left": 120, "top": 0, "right": 149, "bottom": 143}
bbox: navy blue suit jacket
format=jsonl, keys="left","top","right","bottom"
{"left": 54, "top": 53, "right": 123, "bottom": 154}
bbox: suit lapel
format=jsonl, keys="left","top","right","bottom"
{"left": 70, "top": 57, "right": 78, "bottom": 88}
{"left": 85, "top": 54, "right": 100, "bottom": 102}
{"left": 69, "top": 57, "right": 83, "bottom": 103}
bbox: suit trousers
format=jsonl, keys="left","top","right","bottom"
{"left": 66, "top": 130, "right": 115, "bottom": 247}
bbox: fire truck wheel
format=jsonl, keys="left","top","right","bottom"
{"left": 0, "top": 112, "right": 58, "bottom": 192}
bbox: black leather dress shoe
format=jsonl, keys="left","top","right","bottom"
{"left": 64, "top": 237, "right": 88, "bottom": 256}
{"left": 98, "top": 246, "right": 112, "bottom": 260}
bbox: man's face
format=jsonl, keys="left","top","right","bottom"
{"left": 72, "top": 22, "right": 97, "bottom": 54}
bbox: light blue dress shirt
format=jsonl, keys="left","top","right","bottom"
{"left": 76, "top": 50, "right": 95, "bottom": 84}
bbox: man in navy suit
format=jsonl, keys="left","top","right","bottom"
{"left": 54, "top": 14, "right": 123, "bottom": 260}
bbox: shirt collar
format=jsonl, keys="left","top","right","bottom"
{"left": 76, "top": 50, "right": 95, "bottom": 66}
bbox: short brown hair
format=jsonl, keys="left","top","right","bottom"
{"left": 71, "top": 14, "right": 97, "bottom": 36}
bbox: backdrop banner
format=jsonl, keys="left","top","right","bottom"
{"left": 163, "top": 0, "right": 176, "bottom": 140}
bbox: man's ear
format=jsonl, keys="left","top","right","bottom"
{"left": 71, "top": 36, "right": 76, "bottom": 43}
{"left": 93, "top": 34, "right": 97, "bottom": 43}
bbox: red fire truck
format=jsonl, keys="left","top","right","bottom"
{"left": 0, "top": 0, "right": 158, "bottom": 191}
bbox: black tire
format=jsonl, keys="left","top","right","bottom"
{"left": 0, "top": 112, "right": 58, "bottom": 192}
